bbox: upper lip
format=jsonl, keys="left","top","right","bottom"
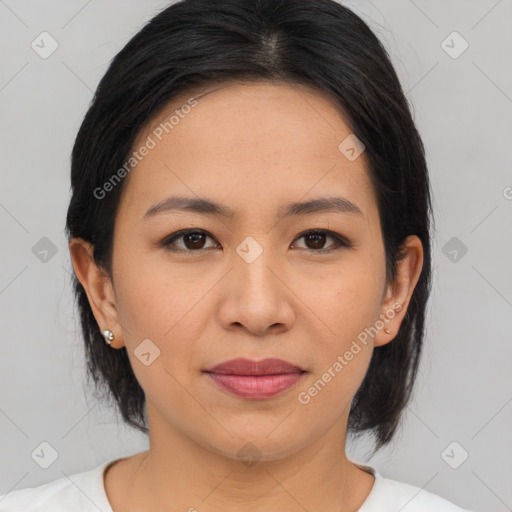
{"left": 205, "top": 358, "right": 305, "bottom": 376}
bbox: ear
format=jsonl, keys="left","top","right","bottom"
{"left": 374, "top": 235, "right": 424, "bottom": 347}
{"left": 69, "top": 238, "right": 124, "bottom": 349}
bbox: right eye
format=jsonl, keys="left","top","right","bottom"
{"left": 161, "top": 229, "right": 220, "bottom": 252}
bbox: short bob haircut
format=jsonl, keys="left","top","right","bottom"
{"left": 65, "top": 0, "right": 433, "bottom": 453}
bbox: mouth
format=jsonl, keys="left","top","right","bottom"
{"left": 203, "top": 358, "right": 307, "bottom": 399}
{"left": 204, "top": 357, "right": 306, "bottom": 376}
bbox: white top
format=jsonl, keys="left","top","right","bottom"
{"left": 0, "top": 459, "right": 474, "bottom": 511}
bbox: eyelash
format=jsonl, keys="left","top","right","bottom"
{"left": 160, "top": 229, "right": 353, "bottom": 254}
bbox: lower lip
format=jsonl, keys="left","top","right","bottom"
{"left": 205, "top": 372, "right": 305, "bottom": 399}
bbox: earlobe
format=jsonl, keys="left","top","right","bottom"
{"left": 68, "top": 238, "right": 122, "bottom": 347}
{"left": 374, "top": 235, "right": 424, "bottom": 347}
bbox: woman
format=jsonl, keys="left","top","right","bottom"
{"left": 0, "top": 0, "right": 474, "bottom": 510}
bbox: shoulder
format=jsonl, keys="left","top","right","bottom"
{"left": 356, "top": 464, "right": 474, "bottom": 512}
{"left": 0, "top": 460, "right": 114, "bottom": 512}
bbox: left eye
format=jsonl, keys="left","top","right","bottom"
{"left": 292, "top": 230, "right": 351, "bottom": 252}
{"left": 161, "top": 229, "right": 351, "bottom": 253}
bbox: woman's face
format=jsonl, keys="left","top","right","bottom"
{"left": 85, "top": 81, "right": 421, "bottom": 461}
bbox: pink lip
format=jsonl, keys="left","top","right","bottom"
{"left": 206, "top": 357, "right": 304, "bottom": 375}
{"left": 204, "top": 358, "right": 306, "bottom": 399}
{"left": 206, "top": 373, "right": 305, "bottom": 399}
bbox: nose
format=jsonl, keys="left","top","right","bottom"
{"left": 216, "top": 240, "right": 296, "bottom": 337}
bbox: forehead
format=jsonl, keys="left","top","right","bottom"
{"left": 117, "top": 80, "right": 376, "bottom": 224}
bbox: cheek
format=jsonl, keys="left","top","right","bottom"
{"left": 295, "top": 331, "right": 374, "bottom": 430}
{"left": 112, "top": 259, "right": 207, "bottom": 397}
{"left": 112, "top": 245, "right": 208, "bottom": 338}
{"left": 298, "top": 281, "right": 378, "bottom": 419}
{"left": 306, "top": 262, "right": 383, "bottom": 380}
{"left": 325, "top": 262, "right": 384, "bottom": 332}
{"left": 112, "top": 252, "right": 219, "bottom": 395}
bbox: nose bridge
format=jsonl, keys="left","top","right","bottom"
{"left": 227, "top": 234, "right": 293, "bottom": 326}
{"left": 234, "top": 234, "right": 280, "bottom": 295}
{"left": 217, "top": 233, "right": 295, "bottom": 335}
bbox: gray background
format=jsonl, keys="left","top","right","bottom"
{"left": 0, "top": 1, "right": 511, "bottom": 510}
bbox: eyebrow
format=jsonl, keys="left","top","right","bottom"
{"left": 142, "top": 195, "right": 364, "bottom": 220}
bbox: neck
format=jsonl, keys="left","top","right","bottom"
{"left": 118, "top": 407, "right": 374, "bottom": 511}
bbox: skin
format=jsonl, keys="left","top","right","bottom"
{"left": 70, "top": 80, "right": 423, "bottom": 512}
